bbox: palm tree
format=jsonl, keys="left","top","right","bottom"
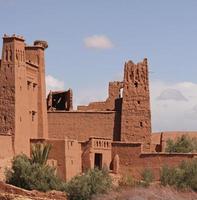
{"left": 31, "top": 143, "right": 52, "bottom": 166}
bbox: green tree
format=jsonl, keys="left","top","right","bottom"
{"left": 165, "top": 135, "right": 197, "bottom": 153}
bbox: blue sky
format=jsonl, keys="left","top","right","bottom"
{"left": 1, "top": 0, "right": 197, "bottom": 132}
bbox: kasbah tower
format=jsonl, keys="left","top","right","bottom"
{"left": 0, "top": 34, "right": 196, "bottom": 181}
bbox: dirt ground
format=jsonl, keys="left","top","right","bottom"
{"left": 0, "top": 181, "right": 197, "bottom": 200}
{"left": 93, "top": 185, "right": 197, "bottom": 200}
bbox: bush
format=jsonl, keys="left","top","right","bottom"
{"left": 6, "top": 154, "right": 64, "bottom": 192}
{"left": 141, "top": 168, "right": 154, "bottom": 187}
{"left": 165, "top": 135, "right": 197, "bottom": 153}
{"left": 6, "top": 143, "right": 65, "bottom": 192}
{"left": 160, "top": 159, "right": 197, "bottom": 191}
{"left": 119, "top": 174, "right": 134, "bottom": 187}
{"left": 65, "top": 168, "right": 112, "bottom": 200}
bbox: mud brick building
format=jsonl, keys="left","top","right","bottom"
{"left": 0, "top": 34, "right": 196, "bottom": 181}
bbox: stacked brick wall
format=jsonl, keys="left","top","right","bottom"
{"left": 48, "top": 111, "right": 121, "bottom": 141}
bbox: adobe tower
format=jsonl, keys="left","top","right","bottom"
{"left": 0, "top": 35, "right": 48, "bottom": 155}
{"left": 121, "top": 59, "right": 151, "bottom": 151}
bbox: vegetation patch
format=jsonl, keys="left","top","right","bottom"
{"left": 165, "top": 135, "right": 197, "bottom": 153}
{"left": 140, "top": 168, "right": 154, "bottom": 187}
{"left": 65, "top": 168, "right": 112, "bottom": 200}
{"left": 6, "top": 143, "right": 64, "bottom": 192}
{"left": 160, "top": 158, "right": 197, "bottom": 191}
{"left": 118, "top": 173, "right": 134, "bottom": 187}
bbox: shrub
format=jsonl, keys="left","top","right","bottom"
{"left": 160, "top": 159, "right": 197, "bottom": 191}
{"left": 65, "top": 168, "right": 112, "bottom": 200}
{"left": 165, "top": 135, "right": 197, "bottom": 153}
{"left": 6, "top": 143, "right": 64, "bottom": 192}
{"left": 141, "top": 168, "right": 154, "bottom": 187}
{"left": 160, "top": 165, "right": 181, "bottom": 186}
{"left": 119, "top": 174, "right": 134, "bottom": 187}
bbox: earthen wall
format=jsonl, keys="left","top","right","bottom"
{"left": 48, "top": 111, "right": 121, "bottom": 141}
{"left": 0, "top": 135, "right": 13, "bottom": 180}
{"left": 31, "top": 138, "right": 82, "bottom": 181}
{"left": 46, "top": 139, "right": 67, "bottom": 180}
{"left": 31, "top": 139, "right": 66, "bottom": 180}
{"left": 64, "top": 139, "right": 81, "bottom": 180}
{"left": 112, "top": 142, "right": 197, "bottom": 180}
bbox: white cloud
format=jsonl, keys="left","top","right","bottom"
{"left": 150, "top": 80, "right": 197, "bottom": 132}
{"left": 45, "top": 75, "right": 64, "bottom": 94}
{"left": 157, "top": 88, "right": 187, "bottom": 101}
{"left": 74, "top": 86, "right": 108, "bottom": 108}
{"left": 84, "top": 35, "right": 114, "bottom": 49}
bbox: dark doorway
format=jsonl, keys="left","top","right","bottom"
{"left": 94, "top": 153, "right": 102, "bottom": 169}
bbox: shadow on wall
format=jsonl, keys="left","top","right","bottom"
{"left": 113, "top": 98, "right": 122, "bottom": 141}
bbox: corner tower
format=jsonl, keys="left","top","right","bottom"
{"left": 0, "top": 34, "right": 49, "bottom": 155}
{"left": 0, "top": 34, "right": 30, "bottom": 154}
{"left": 121, "top": 59, "right": 151, "bottom": 151}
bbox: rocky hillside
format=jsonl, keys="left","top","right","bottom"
{"left": 0, "top": 181, "right": 66, "bottom": 200}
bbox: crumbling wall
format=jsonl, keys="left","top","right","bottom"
{"left": 47, "top": 89, "right": 73, "bottom": 111}
{"left": 121, "top": 59, "right": 152, "bottom": 151}
{"left": 77, "top": 81, "right": 123, "bottom": 111}
{"left": 48, "top": 111, "right": 121, "bottom": 141}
